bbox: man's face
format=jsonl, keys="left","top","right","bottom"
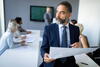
{"left": 56, "top": 5, "right": 71, "bottom": 24}
{"left": 47, "top": 8, "right": 51, "bottom": 13}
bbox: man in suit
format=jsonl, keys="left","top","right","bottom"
{"left": 40, "top": 1, "right": 80, "bottom": 67}
{"left": 44, "top": 7, "right": 53, "bottom": 25}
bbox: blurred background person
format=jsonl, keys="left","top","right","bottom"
{"left": 0, "top": 19, "right": 26, "bottom": 56}
{"left": 44, "top": 7, "right": 53, "bottom": 25}
{"left": 15, "top": 17, "right": 32, "bottom": 34}
{"left": 71, "top": 19, "right": 89, "bottom": 48}
{"left": 14, "top": 17, "right": 32, "bottom": 39}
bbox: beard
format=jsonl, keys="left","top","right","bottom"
{"left": 56, "top": 17, "right": 69, "bottom": 24}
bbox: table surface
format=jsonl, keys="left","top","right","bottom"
{"left": 0, "top": 30, "right": 99, "bottom": 67}
{"left": 0, "top": 30, "right": 41, "bottom": 67}
{"left": 75, "top": 54, "right": 100, "bottom": 67}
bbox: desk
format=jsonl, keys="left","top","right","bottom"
{"left": 0, "top": 30, "right": 41, "bottom": 67}
{"left": 75, "top": 54, "right": 100, "bottom": 67}
{"left": 1, "top": 30, "right": 98, "bottom": 67}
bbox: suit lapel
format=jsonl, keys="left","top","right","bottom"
{"left": 69, "top": 24, "right": 74, "bottom": 44}
{"left": 54, "top": 24, "right": 60, "bottom": 47}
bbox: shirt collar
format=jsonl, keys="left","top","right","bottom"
{"left": 59, "top": 23, "right": 69, "bottom": 28}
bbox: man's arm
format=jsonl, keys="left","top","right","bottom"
{"left": 18, "top": 25, "right": 27, "bottom": 32}
{"left": 41, "top": 26, "right": 55, "bottom": 63}
{"left": 71, "top": 27, "right": 80, "bottom": 48}
{"left": 41, "top": 26, "right": 50, "bottom": 57}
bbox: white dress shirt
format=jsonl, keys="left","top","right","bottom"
{"left": 0, "top": 30, "right": 20, "bottom": 55}
{"left": 58, "top": 23, "right": 71, "bottom": 47}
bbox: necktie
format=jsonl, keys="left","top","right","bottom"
{"left": 61, "top": 26, "right": 68, "bottom": 47}
{"left": 60, "top": 25, "right": 68, "bottom": 63}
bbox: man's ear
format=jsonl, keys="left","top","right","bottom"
{"left": 69, "top": 13, "right": 72, "bottom": 19}
{"left": 66, "top": 13, "right": 72, "bottom": 19}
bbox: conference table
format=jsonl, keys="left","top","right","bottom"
{"left": 0, "top": 30, "right": 42, "bottom": 67}
{"left": 0, "top": 30, "right": 99, "bottom": 67}
{"left": 75, "top": 54, "right": 99, "bottom": 67}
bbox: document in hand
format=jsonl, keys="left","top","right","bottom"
{"left": 49, "top": 47, "right": 98, "bottom": 59}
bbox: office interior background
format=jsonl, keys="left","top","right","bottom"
{"left": 0, "top": 0, "right": 100, "bottom": 67}
{"left": 0, "top": 0, "right": 100, "bottom": 47}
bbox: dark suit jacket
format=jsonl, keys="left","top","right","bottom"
{"left": 40, "top": 23, "right": 80, "bottom": 67}
{"left": 44, "top": 13, "right": 53, "bottom": 25}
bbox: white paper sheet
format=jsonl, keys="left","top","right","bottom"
{"left": 25, "top": 34, "right": 34, "bottom": 43}
{"left": 49, "top": 47, "right": 98, "bottom": 59}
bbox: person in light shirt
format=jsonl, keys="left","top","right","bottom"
{"left": 14, "top": 17, "right": 32, "bottom": 38}
{"left": 0, "top": 19, "right": 25, "bottom": 55}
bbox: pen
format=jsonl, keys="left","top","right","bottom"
{"left": 80, "top": 62, "right": 88, "bottom": 65}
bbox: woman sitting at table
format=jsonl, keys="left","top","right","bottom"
{"left": 0, "top": 19, "right": 26, "bottom": 56}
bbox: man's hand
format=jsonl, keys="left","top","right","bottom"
{"left": 26, "top": 31, "right": 32, "bottom": 34}
{"left": 71, "top": 42, "right": 80, "bottom": 48}
{"left": 20, "top": 40, "right": 26, "bottom": 46}
{"left": 44, "top": 53, "right": 55, "bottom": 63}
{"left": 20, "top": 35, "right": 26, "bottom": 39}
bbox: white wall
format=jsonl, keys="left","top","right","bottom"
{"left": 78, "top": 0, "right": 100, "bottom": 46}
{"left": 5, "top": 0, "right": 79, "bottom": 30}
{"left": 0, "top": 0, "right": 5, "bottom": 37}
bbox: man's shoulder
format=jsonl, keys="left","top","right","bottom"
{"left": 44, "top": 23, "right": 58, "bottom": 31}
{"left": 49, "top": 23, "right": 58, "bottom": 26}
{"left": 46, "top": 23, "right": 58, "bottom": 27}
{"left": 70, "top": 24, "right": 79, "bottom": 29}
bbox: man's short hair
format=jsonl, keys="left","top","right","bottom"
{"left": 58, "top": 1, "right": 72, "bottom": 13}
{"left": 15, "top": 17, "right": 22, "bottom": 24}
{"left": 71, "top": 19, "right": 77, "bottom": 24}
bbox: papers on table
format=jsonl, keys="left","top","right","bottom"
{"left": 13, "top": 34, "right": 34, "bottom": 43}
{"left": 13, "top": 30, "right": 41, "bottom": 47}
{"left": 25, "top": 34, "right": 34, "bottom": 43}
{"left": 49, "top": 47, "right": 98, "bottom": 59}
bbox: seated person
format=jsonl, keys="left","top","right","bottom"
{"left": 0, "top": 19, "right": 26, "bottom": 55}
{"left": 71, "top": 19, "right": 89, "bottom": 48}
{"left": 15, "top": 17, "right": 32, "bottom": 35}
